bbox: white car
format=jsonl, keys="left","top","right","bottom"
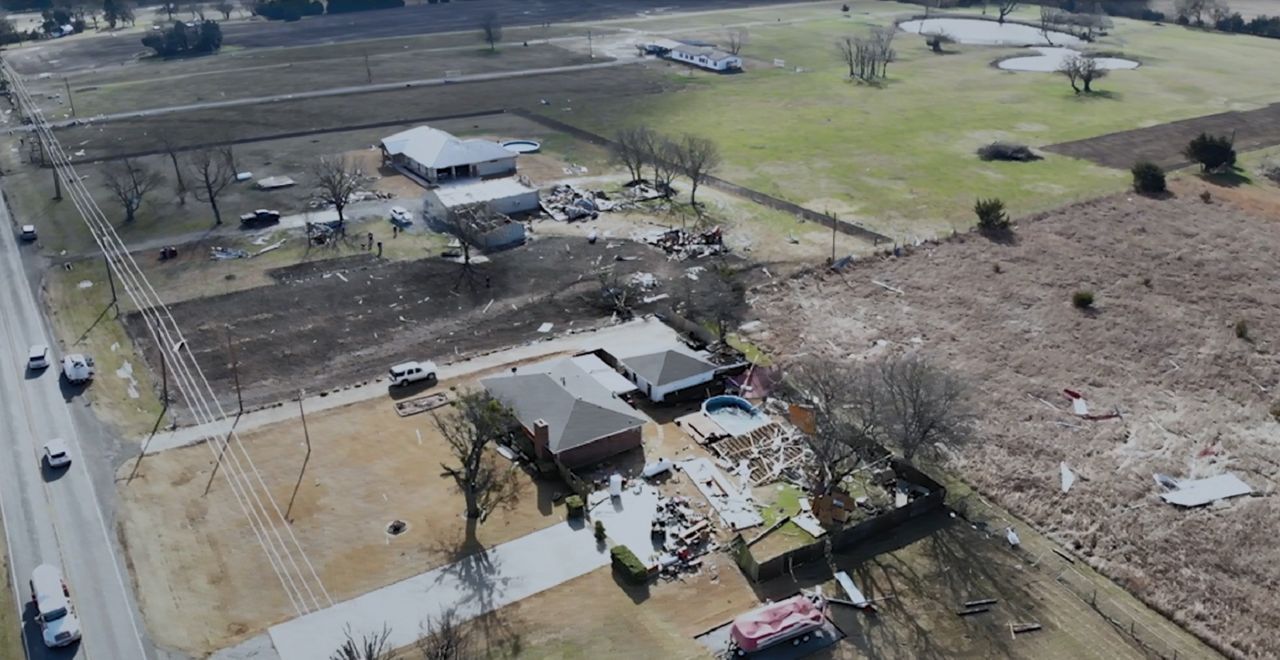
{"left": 389, "top": 360, "right": 437, "bottom": 387}
{"left": 28, "top": 344, "right": 50, "bottom": 370}
{"left": 43, "top": 439, "right": 72, "bottom": 468}
{"left": 20, "top": 224, "right": 38, "bottom": 241}
{"left": 30, "top": 564, "right": 81, "bottom": 648}
{"left": 61, "top": 354, "right": 95, "bottom": 384}
{"left": 389, "top": 207, "right": 412, "bottom": 225}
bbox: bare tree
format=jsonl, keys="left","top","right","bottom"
{"left": 154, "top": 131, "right": 187, "bottom": 204}
{"left": 784, "top": 359, "right": 882, "bottom": 495}
{"left": 650, "top": 135, "right": 682, "bottom": 197}
{"left": 101, "top": 158, "right": 163, "bottom": 223}
{"left": 1040, "top": 5, "right": 1065, "bottom": 45}
{"left": 1058, "top": 53, "right": 1107, "bottom": 93}
{"left": 595, "top": 267, "right": 641, "bottom": 320}
{"left": 310, "top": 155, "right": 363, "bottom": 225}
{"left": 214, "top": 1, "right": 234, "bottom": 20}
{"left": 434, "top": 392, "right": 519, "bottom": 533}
{"left": 1174, "top": 0, "right": 1209, "bottom": 25}
{"left": 923, "top": 29, "right": 954, "bottom": 53}
{"left": 836, "top": 29, "right": 894, "bottom": 82}
{"left": 611, "top": 126, "right": 655, "bottom": 184}
{"left": 479, "top": 11, "right": 502, "bottom": 51}
{"left": 675, "top": 134, "right": 721, "bottom": 207}
{"left": 187, "top": 147, "right": 236, "bottom": 225}
{"left": 417, "top": 608, "right": 471, "bottom": 660}
{"left": 725, "top": 28, "right": 748, "bottom": 55}
{"left": 996, "top": 0, "right": 1020, "bottom": 24}
{"left": 442, "top": 203, "right": 499, "bottom": 290}
{"left": 875, "top": 354, "right": 971, "bottom": 462}
{"left": 330, "top": 625, "right": 391, "bottom": 660}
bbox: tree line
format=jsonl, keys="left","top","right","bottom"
{"left": 250, "top": 0, "right": 403, "bottom": 21}
{"left": 610, "top": 127, "right": 722, "bottom": 206}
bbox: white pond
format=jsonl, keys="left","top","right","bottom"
{"left": 998, "top": 46, "right": 1140, "bottom": 72}
{"left": 898, "top": 17, "right": 1083, "bottom": 46}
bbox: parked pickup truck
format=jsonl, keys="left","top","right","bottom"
{"left": 389, "top": 361, "right": 437, "bottom": 387}
{"left": 61, "top": 354, "right": 96, "bottom": 384}
{"left": 239, "top": 209, "right": 281, "bottom": 227}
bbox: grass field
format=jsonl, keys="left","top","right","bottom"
{"left": 0, "top": 525, "right": 21, "bottom": 660}
{"left": 556, "top": 2, "right": 1280, "bottom": 239}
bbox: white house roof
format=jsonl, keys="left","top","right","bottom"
{"left": 432, "top": 177, "right": 538, "bottom": 208}
{"left": 482, "top": 357, "right": 648, "bottom": 454}
{"left": 571, "top": 354, "right": 638, "bottom": 395}
{"left": 381, "top": 126, "right": 514, "bottom": 170}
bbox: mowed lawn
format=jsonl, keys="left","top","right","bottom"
{"left": 562, "top": 2, "right": 1280, "bottom": 238}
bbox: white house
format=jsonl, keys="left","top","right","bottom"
{"left": 422, "top": 178, "right": 540, "bottom": 249}
{"left": 380, "top": 126, "right": 517, "bottom": 184}
{"left": 667, "top": 46, "right": 742, "bottom": 72}
{"left": 617, "top": 348, "right": 719, "bottom": 403}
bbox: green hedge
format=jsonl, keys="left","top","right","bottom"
{"left": 610, "top": 545, "right": 649, "bottom": 585}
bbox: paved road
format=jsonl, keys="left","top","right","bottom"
{"left": 0, "top": 197, "right": 159, "bottom": 659}
{"left": 7, "top": 0, "right": 812, "bottom": 74}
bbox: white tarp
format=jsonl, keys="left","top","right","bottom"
{"left": 1160, "top": 473, "right": 1253, "bottom": 507}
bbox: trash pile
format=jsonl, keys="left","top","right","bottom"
{"left": 305, "top": 220, "right": 345, "bottom": 246}
{"left": 651, "top": 495, "right": 719, "bottom": 578}
{"left": 209, "top": 246, "right": 248, "bottom": 260}
{"left": 541, "top": 184, "right": 615, "bottom": 221}
{"left": 641, "top": 226, "right": 726, "bottom": 260}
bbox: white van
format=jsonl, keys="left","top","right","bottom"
{"left": 30, "top": 564, "right": 82, "bottom": 648}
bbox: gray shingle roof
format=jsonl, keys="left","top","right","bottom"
{"left": 481, "top": 358, "right": 648, "bottom": 454}
{"left": 619, "top": 349, "right": 717, "bottom": 387}
{"left": 381, "top": 126, "right": 513, "bottom": 170}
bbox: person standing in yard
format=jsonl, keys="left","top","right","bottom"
{"left": 377, "top": 241, "right": 383, "bottom": 257}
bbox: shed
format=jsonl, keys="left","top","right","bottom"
{"left": 423, "top": 178, "right": 540, "bottom": 249}
{"left": 617, "top": 348, "right": 719, "bottom": 402}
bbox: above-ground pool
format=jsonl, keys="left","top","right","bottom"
{"left": 898, "top": 17, "right": 1082, "bottom": 47}
{"left": 703, "top": 395, "right": 770, "bottom": 437}
{"left": 501, "top": 139, "right": 542, "bottom": 154}
{"left": 998, "top": 46, "right": 1140, "bottom": 72}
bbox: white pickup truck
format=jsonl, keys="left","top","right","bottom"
{"left": 389, "top": 361, "right": 437, "bottom": 387}
{"left": 61, "top": 354, "right": 96, "bottom": 384}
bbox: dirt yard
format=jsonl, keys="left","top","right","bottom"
{"left": 755, "top": 185, "right": 1280, "bottom": 659}
{"left": 1044, "top": 102, "right": 1280, "bottom": 169}
{"left": 116, "top": 370, "right": 573, "bottom": 656}
{"left": 123, "top": 236, "right": 733, "bottom": 414}
{"left": 467, "top": 564, "right": 758, "bottom": 660}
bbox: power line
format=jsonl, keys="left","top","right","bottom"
{"left": 3, "top": 62, "right": 332, "bottom": 615}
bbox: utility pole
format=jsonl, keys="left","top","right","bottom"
{"left": 203, "top": 427, "right": 237, "bottom": 496}
{"left": 104, "top": 255, "right": 118, "bottom": 315}
{"left": 588, "top": 30, "right": 594, "bottom": 59}
{"left": 63, "top": 78, "right": 75, "bottom": 117}
{"left": 285, "top": 391, "right": 312, "bottom": 522}
{"left": 829, "top": 211, "right": 838, "bottom": 264}
{"left": 50, "top": 144, "right": 62, "bottom": 201}
{"left": 226, "top": 324, "right": 242, "bottom": 415}
{"left": 363, "top": 51, "right": 372, "bottom": 84}
{"left": 129, "top": 351, "right": 169, "bottom": 483}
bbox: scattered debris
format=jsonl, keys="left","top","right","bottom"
{"left": 255, "top": 176, "right": 296, "bottom": 190}
{"left": 629, "top": 272, "right": 658, "bottom": 290}
{"left": 872, "top": 279, "right": 904, "bottom": 295}
{"left": 964, "top": 598, "right": 998, "bottom": 608}
{"left": 393, "top": 392, "right": 450, "bottom": 417}
{"left": 640, "top": 226, "right": 726, "bottom": 260}
{"left": 210, "top": 246, "right": 248, "bottom": 260}
{"left": 1011, "top": 622, "right": 1042, "bottom": 636}
{"left": 540, "top": 183, "right": 614, "bottom": 221}
{"left": 678, "top": 457, "right": 763, "bottom": 531}
{"left": 1052, "top": 548, "right": 1076, "bottom": 564}
{"left": 77, "top": 280, "right": 93, "bottom": 289}
{"left": 1060, "top": 462, "right": 1076, "bottom": 493}
{"left": 706, "top": 422, "right": 811, "bottom": 486}
{"left": 1064, "top": 388, "right": 1122, "bottom": 421}
{"left": 1160, "top": 473, "right": 1253, "bottom": 507}
{"left": 957, "top": 607, "right": 991, "bottom": 616}
{"left": 254, "top": 239, "right": 287, "bottom": 256}
{"left": 1005, "top": 527, "right": 1021, "bottom": 548}
{"left": 834, "top": 572, "right": 871, "bottom": 609}
{"left": 537, "top": 322, "right": 554, "bottom": 333}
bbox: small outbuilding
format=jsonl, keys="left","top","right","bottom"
{"left": 617, "top": 348, "right": 719, "bottom": 403}
{"left": 422, "top": 178, "right": 539, "bottom": 249}
{"left": 381, "top": 126, "right": 517, "bottom": 184}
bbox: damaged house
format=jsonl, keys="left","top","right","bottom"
{"left": 422, "top": 180, "right": 538, "bottom": 249}
{"left": 616, "top": 348, "right": 720, "bottom": 403}
{"left": 482, "top": 356, "right": 649, "bottom": 469}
